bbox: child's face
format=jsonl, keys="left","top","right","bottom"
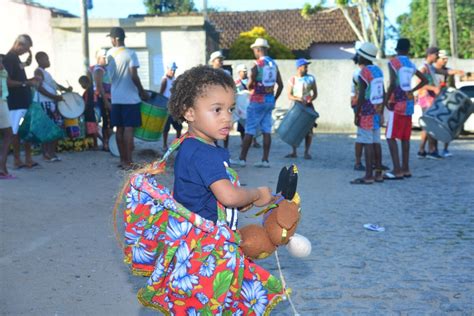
{"left": 184, "top": 85, "right": 235, "bottom": 143}
{"left": 80, "top": 80, "right": 90, "bottom": 89}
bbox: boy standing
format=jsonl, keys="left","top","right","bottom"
{"left": 286, "top": 58, "right": 318, "bottom": 159}
{"left": 385, "top": 38, "right": 427, "bottom": 179}
{"left": 34, "top": 51, "right": 71, "bottom": 161}
{"left": 350, "top": 42, "right": 384, "bottom": 184}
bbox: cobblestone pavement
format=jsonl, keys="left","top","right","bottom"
{"left": 1, "top": 132, "right": 473, "bottom": 315}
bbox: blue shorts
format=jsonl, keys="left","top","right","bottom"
{"left": 111, "top": 103, "right": 142, "bottom": 127}
{"left": 245, "top": 102, "right": 274, "bottom": 135}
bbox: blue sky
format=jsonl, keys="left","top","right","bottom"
{"left": 34, "top": 0, "right": 411, "bottom": 27}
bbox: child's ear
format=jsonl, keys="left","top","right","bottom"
{"left": 183, "top": 107, "right": 195, "bottom": 122}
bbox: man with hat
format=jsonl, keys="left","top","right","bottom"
{"left": 160, "top": 62, "right": 182, "bottom": 151}
{"left": 350, "top": 42, "right": 384, "bottom": 184}
{"left": 385, "top": 38, "right": 427, "bottom": 179}
{"left": 209, "top": 51, "right": 231, "bottom": 76}
{"left": 106, "top": 27, "right": 148, "bottom": 170}
{"left": 231, "top": 37, "right": 283, "bottom": 168}
{"left": 285, "top": 58, "right": 317, "bottom": 160}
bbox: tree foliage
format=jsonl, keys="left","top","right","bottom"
{"left": 228, "top": 27, "right": 295, "bottom": 60}
{"left": 398, "top": 0, "right": 473, "bottom": 58}
{"left": 143, "top": 0, "right": 196, "bottom": 14}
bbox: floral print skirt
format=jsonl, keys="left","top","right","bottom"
{"left": 123, "top": 173, "right": 286, "bottom": 315}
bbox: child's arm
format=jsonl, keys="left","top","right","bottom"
{"left": 34, "top": 69, "right": 62, "bottom": 102}
{"left": 210, "top": 179, "right": 273, "bottom": 209}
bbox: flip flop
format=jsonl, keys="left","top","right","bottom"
{"left": 25, "top": 162, "right": 40, "bottom": 168}
{"left": 375, "top": 178, "right": 384, "bottom": 183}
{"left": 350, "top": 178, "right": 374, "bottom": 185}
{"left": 0, "top": 173, "right": 17, "bottom": 179}
{"left": 383, "top": 172, "right": 404, "bottom": 180}
{"left": 404, "top": 173, "right": 412, "bottom": 178}
{"left": 284, "top": 153, "right": 297, "bottom": 158}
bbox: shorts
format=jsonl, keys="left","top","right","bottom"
{"left": 386, "top": 111, "right": 412, "bottom": 141}
{"left": 86, "top": 122, "right": 98, "bottom": 135}
{"left": 111, "top": 103, "right": 142, "bottom": 128}
{"left": 0, "top": 99, "right": 11, "bottom": 129}
{"left": 163, "top": 115, "right": 182, "bottom": 133}
{"left": 40, "top": 101, "right": 64, "bottom": 127}
{"left": 356, "top": 127, "right": 381, "bottom": 144}
{"left": 9, "top": 108, "right": 28, "bottom": 135}
{"left": 245, "top": 101, "right": 274, "bottom": 135}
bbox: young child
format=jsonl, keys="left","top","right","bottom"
{"left": 123, "top": 66, "right": 286, "bottom": 314}
{"left": 79, "top": 75, "right": 99, "bottom": 149}
{"left": 34, "top": 51, "right": 71, "bottom": 161}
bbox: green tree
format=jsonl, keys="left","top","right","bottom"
{"left": 398, "top": 0, "right": 473, "bottom": 58}
{"left": 143, "top": 0, "right": 196, "bottom": 14}
{"left": 228, "top": 27, "right": 295, "bottom": 60}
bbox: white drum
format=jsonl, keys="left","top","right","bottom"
{"left": 233, "top": 90, "right": 250, "bottom": 123}
{"left": 58, "top": 92, "right": 85, "bottom": 119}
{"left": 109, "top": 133, "right": 120, "bottom": 157}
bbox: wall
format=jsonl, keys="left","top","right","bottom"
{"left": 0, "top": 1, "right": 56, "bottom": 78}
{"left": 226, "top": 58, "right": 474, "bottom": 132}
{"left": 309, "top": 43, "right": 355, "bottom": 60}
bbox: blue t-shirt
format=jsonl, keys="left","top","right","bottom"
{"left": 173, "top": 138, "right": 230, "bottom": 223}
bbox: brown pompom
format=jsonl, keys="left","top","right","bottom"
{"left": 264, "top": 200, "right": 300, "bottom": 246}
{"left": 239, "top": 224, "right": 276, "bottom": 260}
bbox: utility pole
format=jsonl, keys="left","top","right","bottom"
{"left": 428, "top": 0, "right": 437, "bottom": 47}
{"left": 81, "top": 0, "right": 90, "bottom": 75}
{"left": 447, "top": 0, "right": 458, "bottom": 58}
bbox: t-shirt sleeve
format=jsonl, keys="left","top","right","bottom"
{"left": 130, "top": 51, "right": 140, "bottom": 68}
{"left": 191, "top": 147, "right": 229, "bottom": 188}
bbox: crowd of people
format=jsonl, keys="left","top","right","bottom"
{"left": 0, "top": 29, "right": 467, "bottom": 182}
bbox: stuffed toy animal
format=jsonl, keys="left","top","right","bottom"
{"left": 239, "top": 165, "right": 311, "bottom": 260}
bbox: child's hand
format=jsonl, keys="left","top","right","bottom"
{"left": 253, "top": 186, "right": 273, "bottom": 207}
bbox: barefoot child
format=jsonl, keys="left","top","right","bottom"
{"left": 121, "top": 66, "right": 286, "bottom": 314}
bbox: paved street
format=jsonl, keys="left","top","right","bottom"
{"left": 1, "top": 132, "right": 473, "bottom": 315}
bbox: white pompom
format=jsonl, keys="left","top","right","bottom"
{"left": 286, "top": 233, "right": 312, "bottom": 258}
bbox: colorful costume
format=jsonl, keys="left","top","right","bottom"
{"left": 121, "top": 135, "right": 286, "bottom": 315}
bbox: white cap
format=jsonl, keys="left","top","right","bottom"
{"left": 236, "top": 64, "right": 247, "bottom": 72}
{"left": 209, "top": 51, "right": 224, "bottom": 63}
{"left": 250, "top": 38, "right": 270, "bottom": 49}
{"left": 439, "top": 50, "right": 449, "bottom": 59}
{"left": 356, "top": 42, "right": 378, "bottom": 61}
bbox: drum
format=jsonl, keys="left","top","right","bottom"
{"left": 276, "top": 102, "right": 319, "bottom": 147}
{"left": 58, "top": 92, "right": 85, "bottom": 119}
{"left": 64, "top": 115, "right": 86, "bottom": 139}
{"left": 233, "top": 91, "right": 250, "bottom": 124}
{"left": 109, "top": 133, "right": 120, "bottom": 157}
{"left": 134, "top": 91, "right": 169, "bottom": 141}
{"left": 419, "top": 88, "right": 474, "bottom": 143}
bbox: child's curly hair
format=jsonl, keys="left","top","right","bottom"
{"left": 168, "top": 65, "right": 236, "bottom": 122}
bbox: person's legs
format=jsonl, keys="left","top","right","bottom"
{"left": 419, "top": 130, "right": 428, "bottom": 154}
{"left": 0, "top": 127, "right": 13, "bottom": 175}
{"left": 162, "top": 116, "right": 172, "bottom": 150}
{"left": 239, "top": 134, "right": 253, "bottom": 161}
{"left": 115, "top": 126, "right": 126, "bottom": 165}
{"left": 304, "top": 133, "right": 312, "bottom": 159}
{"left": 374, "top": 142, "right": 382, "bottom": 180}
{"left": 387, "top": 138, "right": 402, "bottom": 176}
{"left": 355, "top": 142, "right": 364, "bottom": 168}
{"left": 23, "top": 142, "right": 35, "bottom": 166}
{"left": 401, "top": 140, "right": 411, "bottom": 176}
{"left": 123, "top": 127, "right": 135, "bottom": 166}
{"left": 262, "top": 133, "right": 271, "bottom": 162}
{"left": 286, "top": 146, "right": 297, "bottom": 158}
{"left": 364, "top": 143, "right": 374, "bottom": 180}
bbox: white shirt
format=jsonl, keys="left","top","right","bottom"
{"left": 107, "top": 46, "right": 141, "bottom": 104}
{"left": 35, "top": 68, "right": 58, "bottom": 102}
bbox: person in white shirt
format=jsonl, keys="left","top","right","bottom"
{"left": 160, "top": 62, "right": 182, "bottom": 151}
{"left": 34, "top": 51, "right": 71, "bottom": 162}
{"left": 106, "top": 27, "right": 148, "bottom": 170}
